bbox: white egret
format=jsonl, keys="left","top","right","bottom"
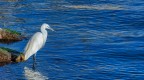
{"left": 24, "top": 23, "right": 54, "bottom": 60}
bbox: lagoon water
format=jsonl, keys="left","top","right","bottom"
{"left": 0, "top": 0, "right": 144, "bottom": 80}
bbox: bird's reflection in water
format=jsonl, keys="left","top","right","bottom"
{"left": 24, "top": 66, "right": 48, "bottom": 80}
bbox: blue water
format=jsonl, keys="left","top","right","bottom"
{"left": 0, "top": 0, "right": 144, "bottom": 80}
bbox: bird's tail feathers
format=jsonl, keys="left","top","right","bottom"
{"left": 24, "top": 50, "right": 34, "bottom": 60}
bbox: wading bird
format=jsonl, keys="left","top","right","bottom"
{"left": 24, "top": 23, "right": 54, "bottom": 61}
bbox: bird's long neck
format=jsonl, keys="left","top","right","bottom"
{"left": 41, "top": 27, "right": 48, "bottom": 46}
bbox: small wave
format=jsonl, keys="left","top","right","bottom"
{"left": 63, "top": 4, "right": 125, "bottom": 10}
{"left": 0, "top": 0, "right": 18, "bottom": 2}
{"left": 87, "top": 30, "right": 144, "bottom": 38}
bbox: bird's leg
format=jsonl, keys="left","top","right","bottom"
{"left": 32, "top": 54, "right": 36, "bottom": 70}
{"left": 32, "top": 61, "right": 36, "bottom": 70}
{"left": 33, "top": 54, "right": 36, "bottom": 62}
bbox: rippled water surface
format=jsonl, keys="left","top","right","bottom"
{"left": 0, "top": 0, "right": 144, "bottom": 80}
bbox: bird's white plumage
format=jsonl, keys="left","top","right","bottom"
{"left": 24, "top": 23, "right": 54, "bottom": 60}
{"left": 24, "top": 32, "right": 44, "bottom": 60}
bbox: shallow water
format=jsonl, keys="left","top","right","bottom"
{"left": 0, "top": 0, "right": 144, "bottom": 80}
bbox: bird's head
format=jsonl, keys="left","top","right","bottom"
{"left": 42, "top": 23, "right": 54, "bottom": 31}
